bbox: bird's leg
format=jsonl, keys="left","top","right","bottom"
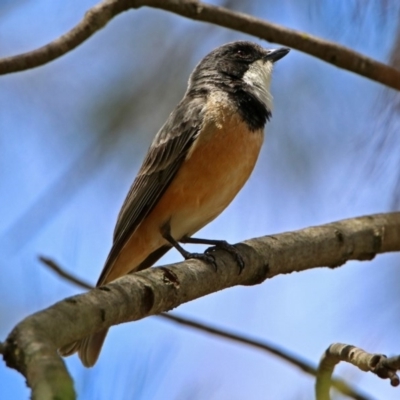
{"left": 181, "top": 236, "right": 245, "bottom": 274}
{"left": 161, "top": 227, "right": 217, "bottom": 270}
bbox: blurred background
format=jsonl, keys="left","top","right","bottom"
{"left": 1, "top": 0, "right": 400, "bottom": 399}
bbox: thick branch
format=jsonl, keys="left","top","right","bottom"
{"left": 38, "top": 258, "right": 374, "bottom": 400}
{"left": 3, "top": 212, "right": 400, "bottom": 399}
{"left": 1, "top": 0, "right": 399, "bottom": 92}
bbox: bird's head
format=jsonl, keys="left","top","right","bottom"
{"left": 189, "top": 41, "right": 290, "bottom": 112}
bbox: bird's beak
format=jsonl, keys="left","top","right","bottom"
{"left": 264, "top": 48, "right": 290, "bottom": 63}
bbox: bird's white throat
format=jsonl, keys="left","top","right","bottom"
{"left": 243, "top": 60, "right": 273, "bottom": 111}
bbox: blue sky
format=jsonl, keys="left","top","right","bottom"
{"left": 1, "top": 1, "right": 400, "bottom": 399}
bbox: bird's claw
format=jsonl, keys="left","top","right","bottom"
{"left": 185, "top": 252, "right": 218, "bottom": 271}
{"left": 206, "top": 241, "right": 245, "bottom": 274}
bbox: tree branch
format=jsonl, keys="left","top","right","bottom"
{"left": 39, "top": 256, "right": 93, "bottom": 290}
{"left": 3, "top": 212, "right": 400, "bottom": 399}
{"left": 1, "top": 0, "right": 399, "bottom": 91}
{"left": 38, "top": 256, "right": 374, "bottom": 400}
{"left": 316, "top": 343, "right": 400, "bottom": 400}
{"left": 149, "top": 0, "right": 400, "bottom": 91}
{"left": 159, "top": 314, "right": 373, "bottom": 400}
{"left": 0, "top": 0, "right": 129, "bottom": 75}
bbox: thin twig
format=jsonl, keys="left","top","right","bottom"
{"left": 39, "top": 257, "right": 93, "bottom": 290}
{"left": 382, "top": 355, "right": 400, "bottom": 372}
{"left": 159, "top": 314, "right": 372, "bottom": 400}
{"left": 39, "top": 256, "right": 374, "bottom": 400}
{"left": 316, "top": 343, "right": 400, "bottom": 400}
{"left": 0, "top": 0, "right": 399, "bottom": 91}
{"left": 148, "top": 0, "right": 400, "bottom": 90}
{"left": 0, "top": 0, "right": 129, "bottom": 75}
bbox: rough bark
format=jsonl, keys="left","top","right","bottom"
{"left": 2, "top": 213, "right": 400, "bottom": 399}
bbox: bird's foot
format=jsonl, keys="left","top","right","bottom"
{"left": 181, "top": 251, "right": 218, "bottom": 271}
{"left": 181, "top": 236, "right": 245, "bottom": 274}
{"left": 161, "top": 229, "right": 218, "bottom": 270}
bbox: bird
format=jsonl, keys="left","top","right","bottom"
{"left": 59, "top": 41, "right": 289, "bottom": 367}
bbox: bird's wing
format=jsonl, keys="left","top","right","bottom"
{"left": 97, "top": 95, "right": 206, "bottom": 285}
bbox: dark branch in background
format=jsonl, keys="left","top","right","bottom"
{"left": 3, "top": 213, "right": 400, "bottom": 400}
{"left": 0, "top": 35, "right": 204, "bottom": 253}
{"left": 39, "top": 257, "right": 93, "bottom": 290}
{"left": 39, "top": 256, "right": 372, "bottom": 400}
{"left": 386, "top": 23, "right": 400, "bottom": 208}
{"left": 316, "top": 343, "right": 400, "bottom": 400}
{"left": 357, "top": 20, "right": 400, "bottom": 211}
{"left": 0, "top": 0, "right": 399, "bottom": 91}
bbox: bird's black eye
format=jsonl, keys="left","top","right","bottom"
{"left": 236, "top": 48, "right": 251, "bottom": 59}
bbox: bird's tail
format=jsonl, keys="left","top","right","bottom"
{"left": 59, "top": 245, "right": 173, "bottom": 366}
{"left": 59, "top": 329, "right": 109, "bottom": 368}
